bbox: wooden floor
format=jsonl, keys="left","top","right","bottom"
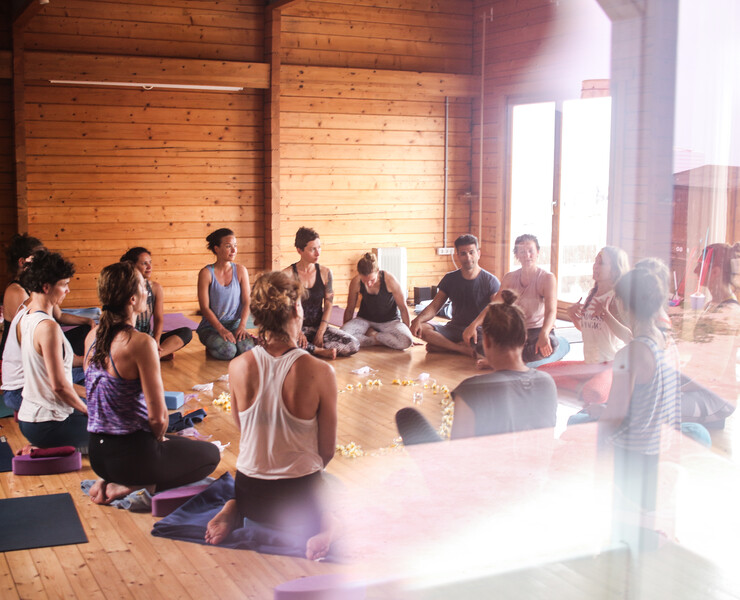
{"left": 1, "top": 334, "right": 739, "bottom": 599}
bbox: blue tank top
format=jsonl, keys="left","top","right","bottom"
{"left": 200, "top": 263, "right": 242, "bottom": 328}
{"left": 85, "top": 349, "right": 149, "bottom": 435}
{"left": 357, "top": 271, "right": 399, "bottom": 323}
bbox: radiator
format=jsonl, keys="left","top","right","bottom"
{"left": 373, "top": 247, "right": 407, "bottom": 300}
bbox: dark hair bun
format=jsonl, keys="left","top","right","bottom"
{"left": 499, "top": 289, "right": 518, "bottom": 306}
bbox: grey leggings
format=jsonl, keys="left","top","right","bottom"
{"left": 341, "top": 317, "right": 413, "bottom": 350}
{"left": 197, "top": 319, "right": 254, "bottom": 360}
{"left": 303, "top": 326, "right": 359, "bottom": 357}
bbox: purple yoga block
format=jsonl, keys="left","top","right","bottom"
{"left": 274, "top": 574, "right": 366, "bottom": 600}
{"left": 151, "top": 484, "right": 210, "bottom": 517}
{"left": 164, "top": 391, "right": 185, "bottom": 410}
{"left": 12, "top": 451, "right": 82, "bottom": 475}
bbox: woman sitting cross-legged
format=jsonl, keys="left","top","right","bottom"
{"left": 539, "top": 246, "right": 631, "bottom": 411}
{"left": 120, "top": 246, "right": 193, "bottom": 360}
{"left": 16, "top": 250, "right": 89, "bottom": 451}
{"left": 396, "top": 290, "right": 557, "bottom": 445}
{"left": 196, "top": 228, "right": 255, "bottom": 360}
{"left": 341, "top": 252, "right": 414, "bottom": 350}
{"left": 205, "top": 271, "right": 339, "bottom": 561}
{"left": 85, "top": 262, "right": 220, "bottom": 505}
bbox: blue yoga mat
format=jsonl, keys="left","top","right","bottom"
{"left": 151, "top": 472, "right": 341, "bottom": 561}
{"left": 0, "top": 493, "right": 88, "bottom": 552}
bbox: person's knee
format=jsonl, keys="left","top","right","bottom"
{"left": 178, "top": 327, "right": 193, "bottom": 346}
{"left": 208, "top": 342, "right": 237, "bottom": 361}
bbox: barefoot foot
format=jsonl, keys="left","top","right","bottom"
{"left": 205, "top": 499, "right": 241, "bottom": 545}
{"left": 306, "top": 530, "right": 332, "bottom": 561}
{"left": 314, "top": 347, "right": 337, "bottom": 360}
{"left": 88, "top": 480, "right": 141, "bottom": 505}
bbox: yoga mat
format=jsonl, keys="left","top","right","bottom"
{"left": 161, "top": 313, "right": 200, "bottom": 331}
{"left": 0, "top": 439, "right": 14, "bottom": 472}
{"left": 0, "top": 493, "right": 88, "bottom": 552}
{"left": 151, "top": 472, "right": 341, "bottom": 562}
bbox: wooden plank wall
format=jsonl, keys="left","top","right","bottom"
{"left": 18, "top": 0, "right": 266, "bottom": 312}
{"left": 278, "top": 0, "right": 475, "bottom": 299}
{"left": 0, "top": 5, "right": 14, "bottom": 291}
{"left": 472, "top": 0, "right": 611, "bottom": 277}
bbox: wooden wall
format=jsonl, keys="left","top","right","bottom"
{"left": 0, "top": 5, "right": 14, "bottom": 292}
{"left": 472, "top": 0, "right": 611, "bottom": 277}
{"left": 278, "top": 0, "right": 475, "bottom": 298}
{"left": 2, "top": 0, "right": 478, "bottom": 311}
{"left": 16, "top": 0, "right": 265, "bottom": 312}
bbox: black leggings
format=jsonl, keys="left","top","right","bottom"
{"left": 89, "top": 429, "right": 220, "bottom": 493}
{"left": 161, "top": 327, "right": 193, "bottom": 346}
{"left": 63, "top": 325, "right": 91, "bottom": 357}
{"left": 523, "top": 327, "right": 559, "bottom": 363}
{"left": 235, "top": 470, "right": 324, "bottom": 537}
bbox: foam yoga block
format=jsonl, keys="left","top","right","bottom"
{"left": 152, "top": 484, "right": 211, "bottom": 517}
{"left": 12, "top": 451, "right": 82, "bottom": 475}
{"left": 164, "top": 391, "right": 185, "bottom": 410}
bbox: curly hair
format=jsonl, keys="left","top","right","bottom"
{"left": 357, "top": 252, "right": 379, "bottom": 276}
{"left": 205, "top": 228, "right": 235, "bottom": 253}
{"left": 5, "top": 233, "right": 43, "bottom": 276}
{"left": 19, "top": 250, "right": 75, "bottom": 293}
{"left": 481, "top": 289, "right": 527, "bottom": 348}
{"left": 250, "top": 271, "right": 304, "bottom": 345}
{"left": 120, "top": 246, "right": 151, "bottom": 263}
{"left": 90, "top": 262, "right": 140, "bottom": 367}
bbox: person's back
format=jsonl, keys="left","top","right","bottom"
{"left": 235, "top": 345, "right": 324, "bottom": 478}
{"left": 452, "top": 369, "right": 557, "bottom": 437}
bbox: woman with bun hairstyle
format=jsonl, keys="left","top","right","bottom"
{"left": 341, "top": 252, "right": 413, "bottom": 350}
{"left": 120, "top": 246, "right": 192, "bottom": 360}
{"left": 396, "top": 290, "right": 557, "bottom": 444}
{"left": 196, "top": 228, "right": 254, "bottom": 360}
{"left": 539, "top": 246, "right": 631, "bottom": 408}
{"left": 16, "top": 250, "right": 89, "bottom": 450}
{"left": 84, "top": 262, "right": 220, "bottom": 505}
{"left": 205, "top": 271, "right": 338, "bottom": 560}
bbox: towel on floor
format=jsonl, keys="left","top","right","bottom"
{"left": 151, "top": 472, "right": 341, "bottom": 562}
{"left": 80, "top": 480, "right": 153, "bottom": 512}
{"left": 167, "top": 409, "right": 207, "bottom": 433}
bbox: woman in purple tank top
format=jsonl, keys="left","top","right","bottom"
{"left": 84, "top": 262, "right": 219, "bottom": 505}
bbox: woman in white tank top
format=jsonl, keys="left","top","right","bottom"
{"left": 539, "top": 246, "right": 631, "bottom": 408}
{"left": 16, "top": 250, "right": 89, "bottom": 450}
{"left": 205, "top": 271, "right": 339, "bottom": 560}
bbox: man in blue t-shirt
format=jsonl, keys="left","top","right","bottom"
{"left": 410, "top": 234, "right": 500, "bottom": 356}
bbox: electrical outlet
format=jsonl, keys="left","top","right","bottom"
{"left": 436, "top": 247, "right": 455, "bottom": 256}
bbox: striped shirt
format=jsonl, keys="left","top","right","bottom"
{"left": 611, "top": 335, "right": 681, "bottom": 454}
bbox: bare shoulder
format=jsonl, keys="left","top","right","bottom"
{"left": 150, "top": 280, "right": 164, "bottom": 296}
{"left": 539, "top": 269, "right": 557, "bottom": 292}
{"left": 500, "top": 270, "right": 517, "bottom": 287}
{"left": 197, "top": 265, "right": 212, "bottom": 281}
{"left": 235, "top": 263, "right": 249, "bottom": 277}
{"left": 228, "top": 348, "right": 255, "bottom": 380}
{"left": 129, "top": 328, "right": 157, "bottom": 352}
{"left": 296, "top": 352, "right": 335, "bottom": 378}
